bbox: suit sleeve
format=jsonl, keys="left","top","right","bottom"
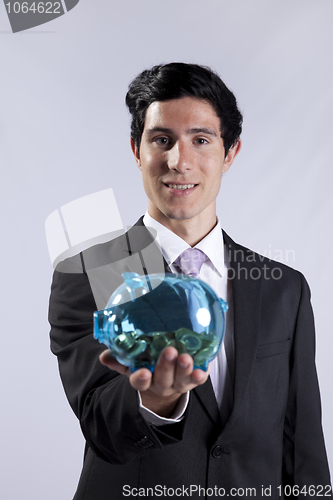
{"left": 48, "top": 268, "right": 186, "bottom": 465}
{"left": 283, "top": 273, "right": 331, "bottom": 492}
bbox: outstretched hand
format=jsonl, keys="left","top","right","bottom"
{"left": 99, "top": 347, "right": 210, "bottom": 417}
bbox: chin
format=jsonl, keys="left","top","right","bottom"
{"left": 163, "top": 209, "right": 198, "bottom": 222}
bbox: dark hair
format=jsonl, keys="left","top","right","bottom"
{"left": 125, "top": 62, "right": 243, "bottom": 155}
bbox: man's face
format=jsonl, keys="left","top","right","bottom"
{"left": 132, "top": 96, "right": 240, "bottom": 228}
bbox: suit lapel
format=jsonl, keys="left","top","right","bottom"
{"left": 194, "top": 232, "right": 263, "bottom": 429}
{"left": 222, "top": 231, "right": 262, "bottom": 429}
{"left": 194, "top": 379, "right": 222, "bottom": 427}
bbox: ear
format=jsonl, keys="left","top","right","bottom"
{"left": 222, "top": 139, "right": 241, "bottom": 174}
{"left": 131, "top": 138, "right": 141, "bottom": 170}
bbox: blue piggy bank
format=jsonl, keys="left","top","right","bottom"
{"left": 94, "top": 272, "right": 228, "bottom": 372}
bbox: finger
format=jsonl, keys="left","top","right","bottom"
{"left": 99, "top": 349, "right": 130, "bottom": 375}
{"left": 129, "top": 368, "right": 152, "bottom": 391}
{"left": 188, "top": 361, "right": 211, "bottom": 388}
{"left": 153, "top": 347, "right": 178, "bottom": 390}
{"left": 173, "top": 355, "right": 209, "bottom": 392}
{"left": 173, "top": 353, "right": 193, "bottom": 390}
{"left": 190, "top": 366, "right": 210, "bottom": 386}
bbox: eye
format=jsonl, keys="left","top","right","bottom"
{"left": 194, "top": 138, "right": 208, "bottom": 145}
{"left": 154, "top": 137, "right": 170, "bottom": 146}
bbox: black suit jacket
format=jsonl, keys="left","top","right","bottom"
{"left": 49, "top": 218, "right": 331, "bottom": 499}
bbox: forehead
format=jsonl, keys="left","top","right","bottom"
{"left": 143, "top": 97, "right": 221, "bottom": 132}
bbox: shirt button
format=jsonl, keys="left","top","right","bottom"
{"left": 212, "top": 445, "right": 223, "bottom": 458}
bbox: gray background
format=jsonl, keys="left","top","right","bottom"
{"left": 1, "top": 0, "right": 332, "bottom": 498}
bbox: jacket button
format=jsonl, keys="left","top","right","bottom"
{"left": 212, "top": 445, "right": 223, "bottom": 458}
{"left": 134, "top": 436, "right": 154, "bottom": 449}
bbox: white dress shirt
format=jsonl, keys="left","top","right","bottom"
{"left": 138, "top": 212, "right": 234, "bottom": 426}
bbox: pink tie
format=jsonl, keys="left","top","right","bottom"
{"left": 174, "top": 248, "right": 219, "bottom": 401}
{"left": 174, "top": 248, "right": 207, "bottom": 277}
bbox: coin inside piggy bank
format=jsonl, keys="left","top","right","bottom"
{"left": 94, "top": 272, "right": 228, "bottom": 372}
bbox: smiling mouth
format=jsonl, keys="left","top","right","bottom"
{"left": 165, "top": 183, "right": 197, "bottom": 190}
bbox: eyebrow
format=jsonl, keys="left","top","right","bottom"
{"left": 189, "top": 127, "right": 217, "bottom": 137}
{"left": 145, "top": 127, "right": 218, "bottom": 137}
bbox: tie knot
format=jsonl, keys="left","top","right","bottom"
{"left": 174, "top": 248, "right": 207, "bottom": 277}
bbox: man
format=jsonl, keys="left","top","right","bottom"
{"left": 49, "top": 63, "right": 331, "bottom": 499}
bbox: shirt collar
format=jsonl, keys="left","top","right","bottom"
{"left": 143, "top": 211, "right": 225, "bottom": 277}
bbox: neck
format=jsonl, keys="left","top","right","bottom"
{"left": 148, "top": 207, "right": 218, "bottom": 247}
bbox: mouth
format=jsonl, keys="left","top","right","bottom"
{"left": 164, "top": 183, "right": 197, "bottom": 191}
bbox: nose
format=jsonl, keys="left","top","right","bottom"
{"left": 167, "top": 140, "right": 192, "bottom": 172}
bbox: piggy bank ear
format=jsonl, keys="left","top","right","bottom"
{"left": 219, "top": 298, "right": 229, "bottom": 313}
